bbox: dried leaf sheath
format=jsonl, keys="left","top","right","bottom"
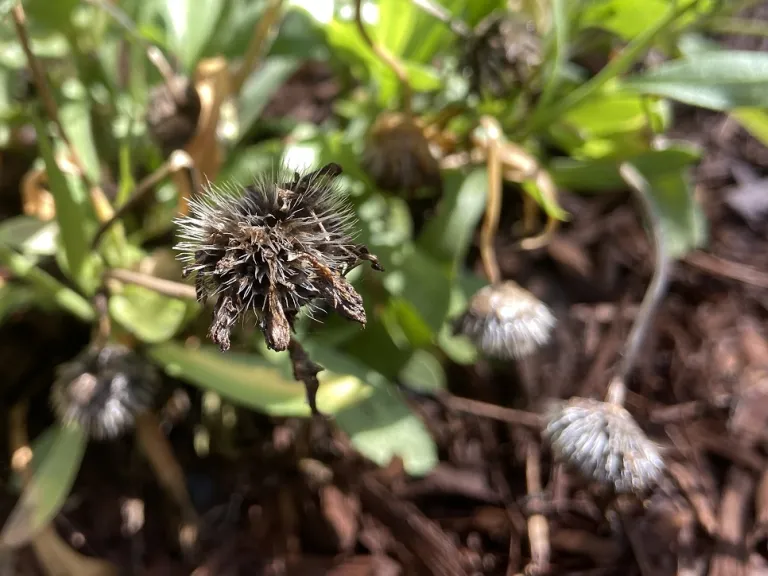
{"left": 175, "top": 163, "right": 381, "bottom": 352}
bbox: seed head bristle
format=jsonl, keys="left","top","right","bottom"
{"left": 362, "top": 112, "right": 442, "bottom": 195}
{"left": 455, "top": 281, "right": 555, "bottom": 360}
{"left": 544, "top": 398, "right": 664, "bottom": 494}
{"left": 174, "top": 163, "right": 381, "bottom": 352}
{"left": 50, "top": 344, "right": 160, "bottom": 440}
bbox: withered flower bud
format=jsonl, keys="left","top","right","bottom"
{"left": 50, "top": 344, "right": 160, "bottom": 440}
{"left": 544, "top": 398, "right": 664, "bottom": 494}
{"left": 454, "top": 281, "right": 555, "bottom": 360}
{"left": 461, "top": 13, "right": 542, "bottom": 98}
{"left": 362, "top": 112, "right": 442, "bottom": 196}
{"left": 146, "top": 76, "right": 202, "bottom": 156}
{"left": 175, "top": 163, "right": 382, "bottom": 352}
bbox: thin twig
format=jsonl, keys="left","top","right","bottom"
{"left": 605, "top": 163, "right": 671, "bottom": 406}
{"left": 441, "top": 393, "right": 543, "bottom": 429}
{"left": 231, "top": 0, "right": 286, "bottom": 95}
{"left": 106, "top": 268, "right": 198, "bottom": 300}
{"left": 11, "top": 2, "right": 113, "bottom": 221}
{"left": 92, "top": 150, "right": 195, "bottom": 250}
{"left": 354, "top": 0, "right": 413, "bottom": 114}
{"left": 524, "top": 439, "right": 550, "bottom": 574}
{"left": 92, "top": 291, "right": 112, "bottom": 349}
{"left": 684, "top": 250, "right": 768, "bottom": 290}
{"left": 478, "top": 116, "right": 503, "bottom": 285}
{"left": 288, "top": 337, "right": 324, "bottom": 417}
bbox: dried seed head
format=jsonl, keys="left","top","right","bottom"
{"left": 461, "top": 14, "right": 542, "bottom": 98}
{"left": 455, "top": 281, "right": 555, "bottom": 360}
{"left": 50, "top": 344, "right": 160, "bottom": 440}
{"left": 544, "top": 398, "right": 664, "bottom": 494}
{"left": 146, "top": 76, "right": 202, "bottom": 156}
{"left": 362, "top": 112, "right": 442, "bottom": 195}
{"left": 175, "top": 163, "right": 382, "bottom": 352}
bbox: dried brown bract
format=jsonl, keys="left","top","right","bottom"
{"left": 175, "top": 163, "right": 382, "bottom": 352}
{"left": 146, "top": 76, "right": 202, "bottom": 156}
{"left": 544, "top": 398, "right": 664, "bottom": 494}
{"left": 362, "top": 112, "right": 442, "bottom": 195}
{"left": 50, "top": 344, "right": 160, "bottom": 440}
{"left": 461, "top": 13, "right": 542, "bottom": 98}
{"left": 454, "top": 281, "right": 555, "bottom": 360}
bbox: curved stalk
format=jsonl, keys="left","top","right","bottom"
{"left": 478, "top": 116, "right": 503, "bottom": 284}
{"left": 605, "top": 163, "right": 670, "bottom": 406}
{"left": 354, "top": 0, "right": 413, "bottom": 115}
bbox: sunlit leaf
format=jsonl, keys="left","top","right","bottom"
{"left": 732, "top": 108, "right": 768, "bottom": 148}
{"left": 0, "top": 424, "right": 87, "bottom": 549}
{"left": 149, "top": 342, "right": 375, "bottom": 416}
{"left": 399, "top": 349, "right": 446, "bottom": 393}
{"left": 0, "top": 216, "right": 59, "bottom": 256}
{"left": 162, "top": 0, "right": 226, "bottom": 71}
{"left": 623, "top": 51, "right": 768, "bottom": 111}
{"left": 60, "top": 100, "right": 101, "bottom": 184}
{"left": 335, "top": 385, "right": 438, "bottom": 476}
{"left": 109, "top": 285, "right": 192, "bottom": 344}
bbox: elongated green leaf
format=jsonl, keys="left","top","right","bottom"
{"left": 335, "top": 385, "right": 438, "bottom": 476}
{"left": 418, "top": 169, "right": 487, "bottom": 270}
{"left": 59, "top": 100, "right": 101, "bottom": 184}
{"left": 400, "top": 349, "right": 446, "bottom": 393}
{"left": 109, "top": 285, "right": 192, "bottom": 344}
{"left": 30, "top": 113, "right": 89, "bottom": 286}
{"left": 162, "top": 0, "right": 225, "bottom": 71}
{"left": 733, "top": 108, "right": 768, "bottom": 148}
{"left": 1, "top": 424, "right": 87, "bottom": 549}
{"left": 378, "top": 0, "right": 417, "bottom": 57}
{"left": 0, "top": 216, "right": 58, "bottom": 256}
{"left": 149, "top": 342, "right": 375, "bottom": 416}
{"left": 623, "top": 51, "right": 768, "bottom": 111}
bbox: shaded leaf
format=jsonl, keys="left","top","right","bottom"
{"left": 60, "top": 99, "right": 101, "bottom": 184}
{"left": 162, "top": 0, "right": 226, "bottom": 71}
{"left": 0, "top": 424, "right": 87, "bottom": 549}
{"left": 623, "top": 51, "right": 768, "bottom": 111}
{"left": 335, "top": 385, "right": 438, "bottom": 476}
{"left": 399, "top": 349, "right": 446, "bottom": 393}
{"left": 149, "top": 342, "right": 375, "bottom": 417}
{"left": 109, "top": 285, "right": 191, "bottom": 344}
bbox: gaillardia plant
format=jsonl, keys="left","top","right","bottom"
{"left": 175, "top": 163, "right": 382, "bottom": 352}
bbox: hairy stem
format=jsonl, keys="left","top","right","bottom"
{"left": 606, "top": 163, "right": 671, "bottom": 406}
{"left": 354, "top": 0, "right": 413, "bottom": 115}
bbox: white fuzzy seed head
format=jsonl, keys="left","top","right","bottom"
{"left": 455, "top": 281, "right": 555, "bottom": 360}
{"left": 50, "top": 344, "right": 160, "bottom": 440}
{"left": 544, "top": 398, "right": 664, "bottom": 494}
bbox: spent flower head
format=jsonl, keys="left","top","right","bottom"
{"left": 454, "top": 281, "right": 555, "bottom": 360}
{"left": 50, "top": 344, "right": 160, "bottom": 440}
{"left": 146, "top": 76, "right": 201, "bottom": 156}
{"left": 175, "top": 163, "right": 382, "bottom": 352}
{"left": 544, "top": 398, "right": 664, "bottom": 494}
{"left": 362, "top": 112, "right": 442, "bottom": 196}
{"left": 461, "top": 13, "right": 542, "bottom": 98}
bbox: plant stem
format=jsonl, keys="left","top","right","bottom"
{"left": 606, "top": 163, "right": 671, "bottom": 406}
{"left": 441, "top": 393, "right": 543, "bottom": 428}
{"left": 0, "top": 244, "right": 95, "bottom": 322}
{"left": 520, "top": 0, "right": 701, "bottom": 137}
{"left": 231, "top": 0, "right": 285, "bottom": 95}
{"left": 354, "top": 0, "right": 413, "bottom": 115}
{"left": 106, "top": 268, "right": 198, "bottom": 300}
{"left": 478, "top": 116, "right": 503, "bottom": 285}
{"left": 11, "top": 2, "right": 114, "bottom": 223}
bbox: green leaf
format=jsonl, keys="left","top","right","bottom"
{"left": 109, "top": 285, "right": 191, "bottom": 344}
{"left": 418, "top": 169, "right": 487, "bottom": 270}
{"left": 59, "top": 100, "right": 101, "bottom": 184}
{"left": 578, "top": 0, "right": 671, "bottom": 40}
{"left": 0, "top": 283, "right": 36, "bottom": 325}
{"left": 378, "top": 0, "right": 418, "bottom": 57}
{"left": 335, "top": 385, "right": 438, "bottom": 476}
{"left": 0, "top": 424, "right": 87, "bottom": 549}
{"left": 23, "top": 0, "right": 78, "bottom": 31}
{"left": 0, "top": 216, "right": 59, "bottom": 256}
{"left": 623, "top": 51, "right": 768, "bottom": 111}
{"left": 149, "top": 342, "right": 375, "bottom": 417}
{"left": 30, "top": 113, "right": 89, "bottom": 287}
{"left": 732, "top": 108, "right": 768, "bottom": 148}
{"left": 399, "top": 349, "right": 446, "bottom": 393}
{"left": 162, "top": 0, "right": 226, "bottom": 71}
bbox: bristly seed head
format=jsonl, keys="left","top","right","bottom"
{"left": 174, "top": 163, "right": 382, "bottom": 352}
{"left": 544, "top": 398, "right": 664, "bottom": 494}
{"left": 454, "top": 281, "right": 555, "bottom": 360}
{"left": 50, "top": 344, "right": 160, "bottom": 440}
{"left": 362, "top": 112, "right": 442, "bottom": 196}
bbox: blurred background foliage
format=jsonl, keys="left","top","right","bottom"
{"left": 2, "top": 0, "right": 768, "bottom": 563}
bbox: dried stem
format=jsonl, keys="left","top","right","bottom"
{"left": 478, "top": 116, "right": 503, "bottom": 285}
{"left": 606, "top": 163, "right": 671, "bottom": 406}
{"left": 354, "top": 0, "right": 413, "bottom": 115}
{"left": 106, "top": 268, "right": 198, "bottom": 300}
{"left": 408, "top": 0, "right": 471, "bottom": 36}
{"left": 92, "top": 291, "right": 112, "bottom": 349}
{"left": 11, "top": 2, "right": 113, "bottom": 222}
{"left": 524, "top": 439, "right": 550, "bottom": 574}
{"left": 231, "top": 0, "right": 286, "bottom": 95}
{"left": 288, "top": 337, "right": 324, "bottom": 417}
{"left": 92, "top": 150, "right": 195, "bottom": 250}
{"left": 441, "top": 393, "right": 543, "bottom": 429}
